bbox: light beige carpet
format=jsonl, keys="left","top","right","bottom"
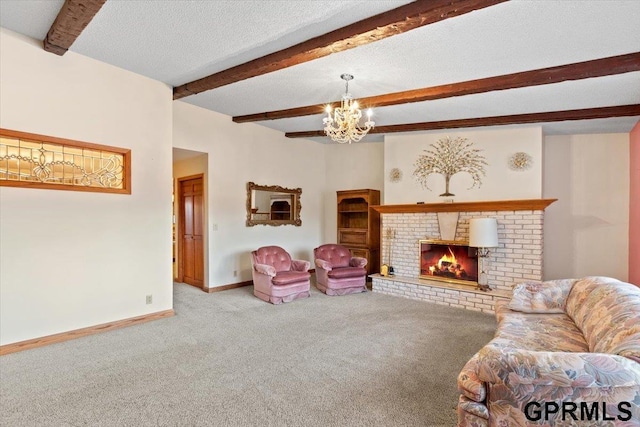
{"left": 0, "top": 281, "right": 495, "bottom": 426}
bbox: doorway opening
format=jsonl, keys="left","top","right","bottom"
{"left": 173, "top": 148, "right": 208, "bottom": 291}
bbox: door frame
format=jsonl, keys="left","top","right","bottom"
{"left": 176, "top": 173, "right": 206, "bottom": 290}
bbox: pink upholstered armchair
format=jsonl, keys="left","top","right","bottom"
{"left": 251, "top": 246, "right": 311, "bottom": 304}
{"left": 314, "top": 244, "right": 368, "bottom": 295}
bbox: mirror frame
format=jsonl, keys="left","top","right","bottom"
{"left": 246, "top": 182, "right": 302, "bottom": 227}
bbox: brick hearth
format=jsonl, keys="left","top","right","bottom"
{"left": 371, "top": 201, "right": 554, "bottom": 314}
{"left": 372, "top": 275, "right": 511, "bottom": 313}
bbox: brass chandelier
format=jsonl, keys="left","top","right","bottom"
{"left": 323, "top": 74, "right": 374, "bottom": 144}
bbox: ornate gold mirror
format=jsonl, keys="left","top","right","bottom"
{"left": 246, "top": 182, "right": 302, "bottom": 227}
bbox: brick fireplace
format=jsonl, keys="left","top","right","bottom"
{"left": 371, "top": 199, "right": 556, "bottom": 313}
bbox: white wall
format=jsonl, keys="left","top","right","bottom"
{"left": 173, "top": 153, "right": 208, "bottom": 281}
{"left": 172, "top": 101, "right": 325, "bottom": 288}
{"left": 0, "top": 27, "right": 630, "bottom": 347}
{"left": 382, "top": 127, "right": 630, "bottom": 281}
{"left": 543, "top": 134, "right": 629, "bottom": 281}
{"left": 322, "top": 142, "right": 385, "bottom": 244}
{"left": 384, "top": 127, "right": 543, "bottom": 204}
{"left": 630, "top": 122, "right": 640, "bottom": 285}
{"left": 0, "top": 30, "right": 173, "bottom": 345}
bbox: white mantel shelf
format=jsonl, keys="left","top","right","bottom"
{"left": 370, "top": 274, "right": 512, "bottom": 300}
{"left": 371, "top": 199, "right": 557, "bottom": 214}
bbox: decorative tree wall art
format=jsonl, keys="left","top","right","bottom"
{"left": 412, "top": 136, "right": 487, "bottom": 197}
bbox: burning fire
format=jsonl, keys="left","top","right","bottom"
{"left": 429, "top": 247, "right": 457, "bottom": 273}
{"left": 420, "top": 241, "right": 478, "bottom": 283}
{"left": 427, "top": 246, "right": 469, "bottom": 279}
{"left": 440, "top": 247, "right": 457, "bottom": 268}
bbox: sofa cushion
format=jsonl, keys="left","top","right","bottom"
{"left": 494, "top": 302, "right": 589, "bottom": 353}
{"left": 272, "top": 270, "right": 311, "bottom": 286}
{"left": 508, "top": 279, "right": 575, "bottom": 313}
{"left": 565, "top": 276, "right": 640, "bottom": 359}
{"left": 327, "top": 266, "right": 367, "bottom": 279}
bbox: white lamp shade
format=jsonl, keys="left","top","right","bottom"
{"left": 469, "top": 218, "right": 499, "bottom": 248}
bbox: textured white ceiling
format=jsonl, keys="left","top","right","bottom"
{"left": 296, "top": 116, "right": 640, "bottom": 144}
{"left": 1, "top": 0, "right": 638, "bottom": 139}
{"left": 70, "top": 0, "right": 412, "bottom": 86}
{"left": 261, "top": 72, "right": 640, "bottom": 132}
{"left": 0, "top": 0, "right": 64, "bottom": 40}
{"left": 187, "top": 0, "right": 640, "bottom": 114}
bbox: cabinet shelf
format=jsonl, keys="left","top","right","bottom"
{"left": 337, "top": 189, "right": 380, "bottom": 277}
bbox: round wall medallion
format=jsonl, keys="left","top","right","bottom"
{"left": 508, "top": 152, "right": 533, "bottom": 171}
{"left": 389, "top": 168, "right": 402, "bottom": 183}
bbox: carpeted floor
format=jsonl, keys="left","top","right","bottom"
{"left": 0, "top": 282, "right": 495, "bottom": 427}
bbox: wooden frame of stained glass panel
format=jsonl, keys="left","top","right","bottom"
{"left": 0, "top": 128, "right": 131, "bottom": 194}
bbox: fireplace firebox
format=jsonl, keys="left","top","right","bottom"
{"left": 419, "top": 240, "right": 478, "bottom": 286}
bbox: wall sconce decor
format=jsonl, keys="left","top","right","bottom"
{"left": 413, "top": 136, "right": 487, "bottom": 197}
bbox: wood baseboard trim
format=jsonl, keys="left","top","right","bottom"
{"left": 0, "top": 309, "right": 175, "bottom": 356}
{"left": 206, "top": 280, "right": 253, "bottom": 293}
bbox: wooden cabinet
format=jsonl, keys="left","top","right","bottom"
{"left": 337, "top": 189, "right": 380, "bottom": 276}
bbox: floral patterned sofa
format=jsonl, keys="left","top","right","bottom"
{"left": 457, "top": 276, "right": 640, "bottom": 426}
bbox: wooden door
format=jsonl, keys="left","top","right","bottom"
{"left": 179, "top": 176, "right": 204, "bottom": 288}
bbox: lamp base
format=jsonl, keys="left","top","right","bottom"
{"left": 476, "top": 250, "right": 492, "bottom": 292}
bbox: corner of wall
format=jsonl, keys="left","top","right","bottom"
{"left": 629, "top": 121, "right": 640, "bottom": 285}
{"left": 322, "top": 141, "right": 384, "bottom": 244}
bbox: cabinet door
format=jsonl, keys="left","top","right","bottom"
{"left": 339, "top": 229, "right": 368, "bottom": 246}
{"left": 349, "top": 248, "right": 369, "bottom": 259}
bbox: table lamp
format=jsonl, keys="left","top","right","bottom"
{"left": 469, "top": 218, "right": 499, "bottom": 291}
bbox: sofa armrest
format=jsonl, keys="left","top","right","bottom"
{"left": 291, "top": 259, "right": 310, "bottom": 272}
{"left": 458, "top": 395, "right": 489, "bottom": 421}
{"left": 458, "top": 354, "right": 486, "bottom": 402}
{"left": 253, "top": 263, "right": 276, "bottom": 277}
{"left": 315, "top": 259, "right": 332, "bottom": 271}
{"left": 460, "top": 344, "right": 640, "bottom": 425}
{"left": 477, "top": 345, "right": 640, "bottom": 389}
{"left": 349, "top": 257, "right": 367, "bottom": 268}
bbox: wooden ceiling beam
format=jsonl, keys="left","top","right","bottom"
{"left": 284, "top": 104, "right": 640, "bottom": 138}
{"left": 173, "top": 0, "right": 507, "bottom": 100}
{"left": 235, "top": 52, "right": 640, "bottom": 123}
{"left": 43, "top": 0, "right": 107, "bottom": 55}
